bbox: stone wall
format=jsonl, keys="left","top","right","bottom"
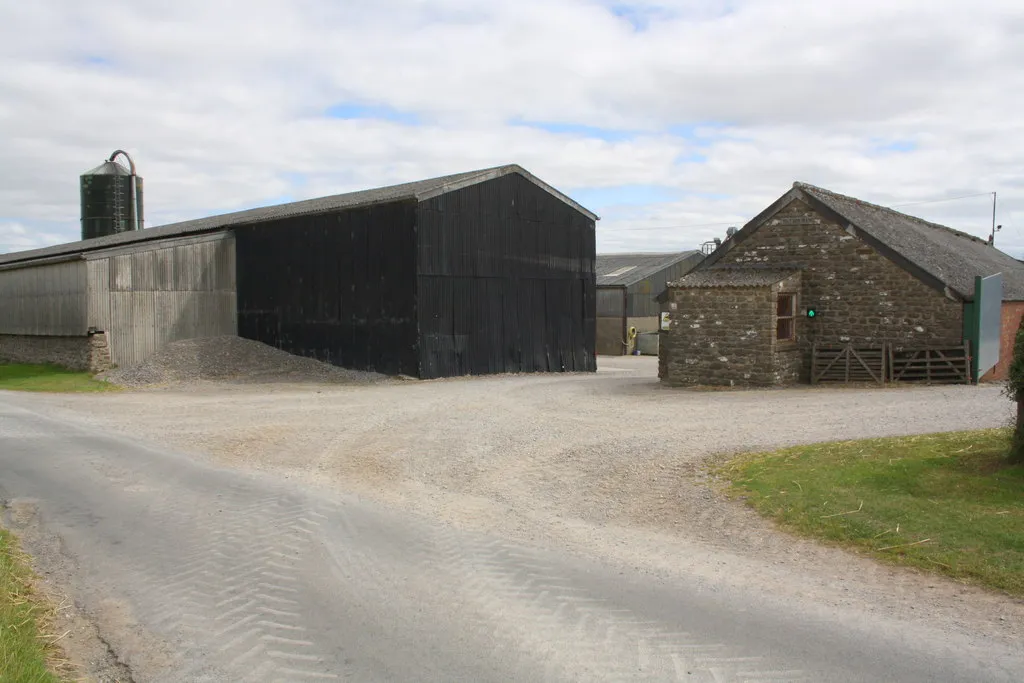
{"left": 715, "top": 199, "right": 964, "bottom": 378}
{"left": 660, "top": 276, "right": 804, "bottom": 387}
{"left": 0, "top": 332, "right": 113, "bottom": 373}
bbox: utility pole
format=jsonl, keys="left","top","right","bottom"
{"left": 989, "top": 192, "right": 1001, "bottom": 246}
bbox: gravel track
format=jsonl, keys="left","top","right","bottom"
{"left": 24, "top": 356, "right": 1024, "bottom": 650}
{"left": 11, "top": 401, "right": 1017, "bottom": 682}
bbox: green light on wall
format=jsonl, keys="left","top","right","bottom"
{"left": 807, "top": 308, "right": 817, "bottom": 318}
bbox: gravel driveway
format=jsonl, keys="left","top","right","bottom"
{"left": 23, "top": 356, "right": 1024, "bottom": 649}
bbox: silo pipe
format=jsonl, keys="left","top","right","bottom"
{"left": 107, "top": 150, "right": 140, "bottom": 231}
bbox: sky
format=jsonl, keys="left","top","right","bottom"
{"left": 1, "top": 0, "right": 1023, "bottom": 257}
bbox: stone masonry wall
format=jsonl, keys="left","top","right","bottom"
{"left": 716, "top": 199, "right": 964, "bottom": 378}
{"left": 659, "top": 273, "right": 803, "bottom": 387}
{"left": 0, "top": 333, "right": 113, "bottom": 373}
{"left": 659, "top": 286, "right": 774, "bottom": 386}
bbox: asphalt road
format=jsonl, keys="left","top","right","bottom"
{"left": 1, "top": 393, "right": 1021, "bottom": 682}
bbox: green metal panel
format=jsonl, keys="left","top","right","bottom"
{"left": 975, "top": 274, "right": 1003, "bottom": 382}
{"left": 964, "top": 274, "right": 1003, "bottom": 383}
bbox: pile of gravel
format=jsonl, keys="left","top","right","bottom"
{"left": 101, "top": 336, "right": 390, "bottom": 388}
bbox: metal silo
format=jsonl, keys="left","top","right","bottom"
{"left": 80, "top": 150, "right": 144, "bottom": 240}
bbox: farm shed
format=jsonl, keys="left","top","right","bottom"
{"left": 596, "top": 251, "right": 702, "bottom": 355}
{"left": 659, "top": 182, "right": 1024, "bottom": 387}
{"left": 0, "top": 164, "right": 598, "bottom": 378}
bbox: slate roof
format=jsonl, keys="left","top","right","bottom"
{"left": 704, "top": 181, "right": 1024, "bottom": 301}
{"left": 670, "top": 266, "right": 800, "bottom": 289}
{"left": 793, "top": 183, "right": 1024, "bottom": 301}
{"left": 0, "top": 164, "right": 598, "bottom": 268}
{"left": 596, "top": 251, "right": 702, "bottom": 286}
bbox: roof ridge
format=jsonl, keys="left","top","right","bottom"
{"left": 793, "top": 181, "right": 989, "bottom": 246}
{"left": 148, "top": 164, "right": 520, "bottom": 233}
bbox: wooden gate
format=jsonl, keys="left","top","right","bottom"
{"left": 811, "top": 344, "right": 886, "bottom": 384}
{"left": 811, "top": 343, "right": 972, "bottom": 385}
{"left": 889, "top": 345, "right": 971, "bottom": 384}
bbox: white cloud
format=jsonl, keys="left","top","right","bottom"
{"left": 1, "top": 0, "right": 1022, "bottom": 257}
{"left": 0, "top": 222, "right": 66, "bottom": 252}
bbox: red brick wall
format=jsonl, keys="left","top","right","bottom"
{"left": 981, "top": 302, "right": 1024, "bottom": 381}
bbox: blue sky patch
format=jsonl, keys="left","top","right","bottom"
{"left": 667, "top": 122, "right": 729, "bottom": 146}
{"left": 871, "top": 139, "right": 917, "bottom": 154}
{"left": 608, "top": 3, "right": 675, "bottom": 31}
{"left": 325, "top": 103, "right": 420, "bottom": 125}
{"left": 512, "top": 119, "right": 637, "bottom": 142}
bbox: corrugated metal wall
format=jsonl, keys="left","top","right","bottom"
{"left": 625, "top": 253, "right": 704, "bottom": 317}
{"left": 597, "top": 287, "right": 625, "bottom": 317}
{"left": 0, "top": 259, "right": 88, "bottom": 335}
{"left": 235, "top": 202, "right": 419, "bottom": 376}
{"left": 417, "top": 173, "right": 596, "bottom": 378}
{"left": 596, "top": 287, "right": 626, "bottom": 355}
{"left": 86, "top": 233, "right": 237, "bottom": 368}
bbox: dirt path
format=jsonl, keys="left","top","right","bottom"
{"left": 22, "top": 357, "right": 1024, "bottom": 651}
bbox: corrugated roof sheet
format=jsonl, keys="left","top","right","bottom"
{"left": 596, "top": 251, "right": 701, "bottom": 286}
{"left": 670, "top": 266, "right": 799, "bottom": 289}
{"left": 794, "top": 183, "right": 1024, "bottom": 301}
{"left": 0, "top": 164, "right": 598, "bottom": 267}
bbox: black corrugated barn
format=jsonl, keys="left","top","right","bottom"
{"left": 235, "top": 165, "right": 598, "bottom": 378}
{"left": 0, "top": 164, "right": 597, "bottom": 378}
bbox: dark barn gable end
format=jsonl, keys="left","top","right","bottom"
{"left": 660, "top": 182, "right": 1024, "bottom": 387}
{"left": 228, "top": 167, "right": 599, "bottom": 379}
{"left": 0, "top": 164, "right": 598, "bottom": 379}
{"left": 415, "top": 172, "right": 597, "bottom": 378}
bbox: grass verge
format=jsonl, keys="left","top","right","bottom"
{"left": 0, "top": 364, "right": 115, "bottom": 393}
{"left": 0, "top": 529, "right": 64, "bottom": 682}
{"left": 718, "top": 429, "right": 1024, "bottom": 596}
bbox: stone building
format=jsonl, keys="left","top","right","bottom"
{"left": 660, "top": 182, "right": 1024, "bottom": 387}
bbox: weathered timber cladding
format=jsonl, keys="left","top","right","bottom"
{"left": 0, "top": 260, "right": 88, "bottom": 336}
{"left": 236, "top": 201, "right": 419, "bottom": 376}
{"left": 416, "top": 174, "right": 596, "bottom": 378}
{"left": 659, "top": 273, "right": 802, "bottom": 387}
{"left": 86, "top": 234, "right": 237, "bottom": 368}
{"left": 716, "top": 199, "right": 963, "bottom": 377}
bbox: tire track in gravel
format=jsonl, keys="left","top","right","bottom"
{"left": 128, "top": 484, "right": 344, "bottom": 682}
{"left": 393, "top": 518, "right": 810, "bottom": 682}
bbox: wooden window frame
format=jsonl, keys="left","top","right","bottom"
{"left": 776, "top": 293, "right": 797, "bottom": 342}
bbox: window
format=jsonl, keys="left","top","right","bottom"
{"left": 776, "top": 294, "right": 796, "bottom": 341}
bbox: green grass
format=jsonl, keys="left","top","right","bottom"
{"left": 719, "top": 429, "right": 1024, "bottom": 596}
{"left": 0, "top": 529, "right": 63, "bottom": 683}
{"left": 0, "top": 364, "right": 115, "bottom": 393}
